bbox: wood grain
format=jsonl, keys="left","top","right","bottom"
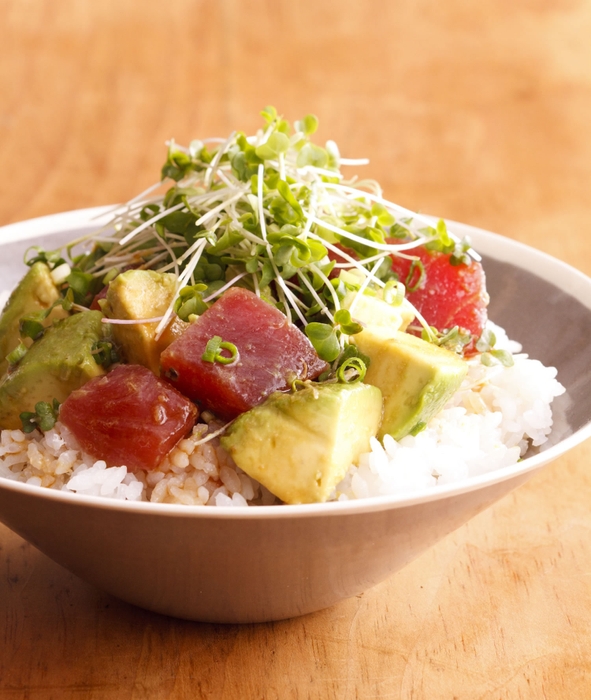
{"left": 1, "top": 1, "right": 591, "bottom": 697}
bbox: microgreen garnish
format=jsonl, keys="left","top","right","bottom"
{"left": 66, "top": 269, "right": 101, "bottom": 306}
{"left": 34, "top": 107, "right": 476, "bottom": 354}
{"left": 421, "top": 325, "right": 473, "bottom": 354}
{"left": 305, "top": 310, "right": 369, "bottom": 365}
{"left": 424, "top": 219, "right": 453, "bottom": 253}
{"left": 202, "top": 336, "right": 240, "bottom": 365}
{"left": 336, "top": 342, "right": 371, "bottom": 370}
{"left": 304, "top": 323, "right": 341, "bottom": 363}
{"left": 449, "top": 238, "right": 473, "bottom": 266}
{"left": 91, "top": 340, "right": 120, "bottom": 368}
{"left": 333, "top": 309, "right": 363, "bottom": 336}
{"left": 20, "top": 399, "right": 61, "bottom": 434}
{"left": 476, "top": 329, "right": 514, "bottom": 367}
{"left": 174, "top": 283, "right": 209, "bottom": 321}
{"left": 25, "top": 246, "right": 67, "bottom": 270}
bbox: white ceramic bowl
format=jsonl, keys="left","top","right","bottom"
{"left": 0, "top": 208, "right": 590, "bottom": 623}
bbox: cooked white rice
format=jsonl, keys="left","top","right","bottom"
{"left": 0, "top": 419, "right": 278, "bottom": 506}
{"left": 0, "top": 321, "right": 565, "bottom": 505}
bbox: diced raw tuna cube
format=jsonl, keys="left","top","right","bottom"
{"left": 59, "top": 364, "right": 197, "bottom": 471}
{"left": 389, "top": 243, "right": 488, "bottom": 350}
{"left": 160, "top": 287, "right": 329, "bottom": 420}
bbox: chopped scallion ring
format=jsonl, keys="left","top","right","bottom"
{"left": 6, "top": 341, "right": 28, "bottom": 366}
{"left": 202, "top": 336, "right": 240, "bottom": 365}
{"left": 336, "top": 357, "right": 367, "bottom": 384}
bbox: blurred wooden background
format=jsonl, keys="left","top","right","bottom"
{"left": 1, "top": 1, "right": 591, "bottom": 698}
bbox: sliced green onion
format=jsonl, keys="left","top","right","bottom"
{"left": 383, "top": 280, "right": 405, "bottom": 306}
{"left": 102, "top": 267, "right": 120, "bottom": 285}
{"left": 6, "top": 341, "right": 28, "bottom": 366}
{"left": 50, "top": 263, "right": 72, "bottom": 285}
{"left": 336, "top": 357, "right": 366, "bottom": 384}
{"left": 19, "top": 317, "right": 45, "bottom": 341}
{"left": 405, "top": 260, "right": 425, "bottom": 293}
{"left": 201, "top": 336, "right": 240, "bottom": 365}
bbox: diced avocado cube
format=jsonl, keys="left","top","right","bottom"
{"left": 0, "top": 311, "right": 107, "bottom": 429}
{"left": 0, "top": 262, "right": 69, "bottom": 377}
{"left": 103, "top": 270, "right": 187, "bottom": 375}
{"left": 221, "top": 382, "right": 383, "bottom": 504}
{"left": 342, "top": 290, "right": 414, "bottom": 332}
{"left": 354, "top": 326, "right": 468, "bottom": 440}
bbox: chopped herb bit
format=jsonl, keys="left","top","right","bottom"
{"left": 336, "top": 343, "right": 371, "bottom": 370}
{"left": 476, "top": 329, "right": 514, "bottom": 367}
{"left": 294, "top": 113, "right": 318, "bottom": 136}
{"left": 405, "top": 259, "right": 425, "bottom": 293}
{"left": 61, "top": 288, "right": 75, "bottom": 312}
{"left": 450, "top": 247, "right": 471, "bottom": 266}
{"left": 19, "top": 316, "right": 45, "bottom": 342}
{"left": 334, "top": 309, "right": 363, "bottom": 336}
{"left": 174, "top": 283, "right": 208, "bottom": 321}
{"left": 17, "top": 291, "right": 75, "bottom": 344}
{"left": 420, "top": 325, "right": 472, "bottom": 354}
{"left": 409, "top": 421, "right": 427, "bottom": 436}
{"left": 6, "top": 341, "right": 28, "bottom": 366}
{"left": 336, "top": 357, "right": 367, "bottom": 384}
{"left": 305, "top": 323, "right": 341, "bottom": 363}
{"left": 383, "top": 279, "right": 405, "bottom": 306}
{"left": 51, "top": 263, "right": 72, "bottom": 285}
{"left": 290, "top": 378, "right": 312, "bottom": 392}
{"left": 476, "top": 328, "right": 496, "bottom": 353}
{"left": 420, "top": 219, "right": 455, "bottom": 255}
{"left": 91, "top": 340, "right": 120, "bottom": 368}
{"left": 481, "top": 349, "right": 514, "bottom": 367}
{"left": 24, "top": 246, "right": 67, "bottom": 270}
{"left": 20, "top": 399, "right": 61, "bottom": 434}
{"left": 65, "top": 269, "right": 99, "bottom": 305}
{"left": 202, "top": 336, "right": 240, "bottom": 365}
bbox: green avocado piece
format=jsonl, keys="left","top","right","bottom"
{"left": 103, "top": 269, "right": 186, "bottom": 375}
{"left": 0, "top": 311, "right": 107, "bottom": 430}
{"left": 221, "top": 382, "right": 383, "bottom": 504}
{"left": 341, "top": 290, "right": 414, "bottom": 332}
{"left": 0, "top": 262, "right": 69, "bottom": 377}
{"left": 353, "top": 326, "right": 468, "bottom": 441}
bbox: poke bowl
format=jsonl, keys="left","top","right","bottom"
{"left": 0, "top": 208, "right": 589, "bottom": 623}
{"left": 0, "top": 113, "right": 590, "bottom": 622}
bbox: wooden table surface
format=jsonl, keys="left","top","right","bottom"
{"left": 1, "top": 1, "right": 591, "bottom": 697}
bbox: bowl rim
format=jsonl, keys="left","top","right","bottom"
{"left": 1, "top": 206, "right": 590, "bottom": 520}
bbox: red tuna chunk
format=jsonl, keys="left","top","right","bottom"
{"left": 389, "top": 243, "right": 489, "bottom": 348}
{"left": 60, "top": 364, "right": 197, "bottom": 471}
{"left": 160, "top": 287, "right": 329, "bottom": 420}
